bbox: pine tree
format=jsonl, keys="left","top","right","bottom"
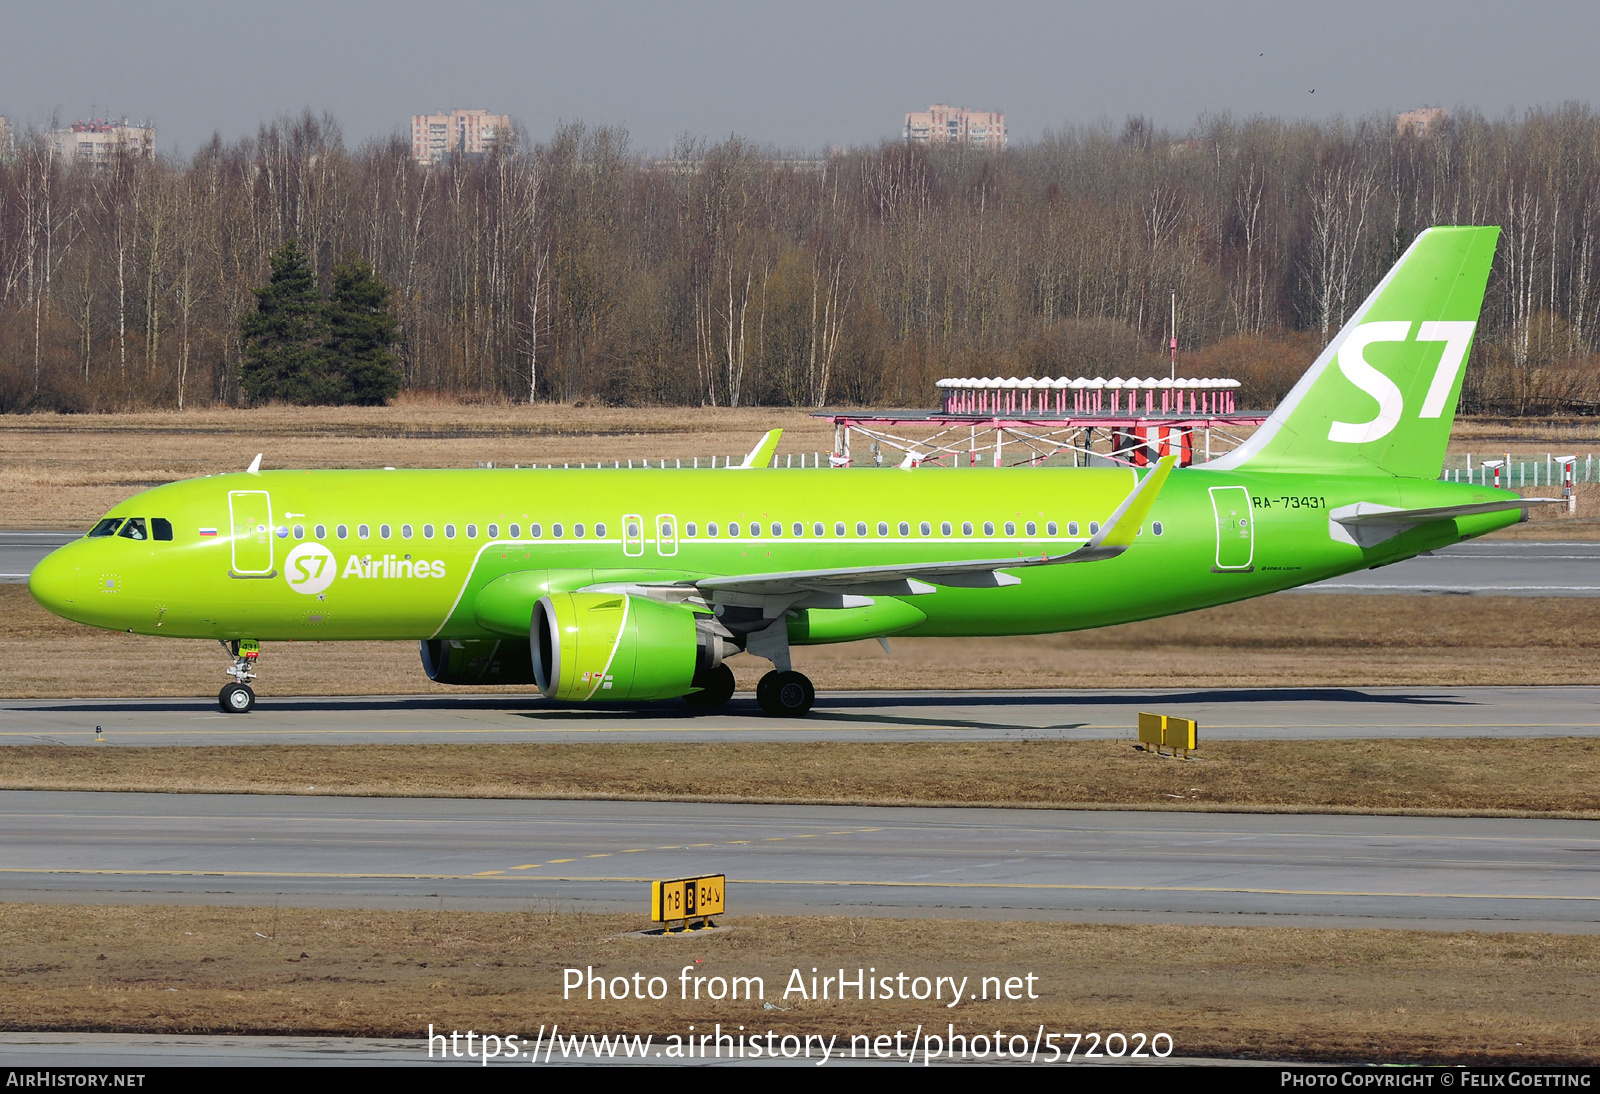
{"left": 325, "top": 255, "right": 401, "bottom": 405}
{"left": 239, "top": 241, "right": 331, "bottom": 404}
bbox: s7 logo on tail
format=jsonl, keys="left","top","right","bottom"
{"left": 1328, "top": 320, "right": 1476, "bottom": 443}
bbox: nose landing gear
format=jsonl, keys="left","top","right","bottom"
{"left": 219, "top": 639, "right": 260, "bottom": 714}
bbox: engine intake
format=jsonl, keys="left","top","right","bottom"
{"left": 532, "top": 592, "right": 717, "bottom": 701}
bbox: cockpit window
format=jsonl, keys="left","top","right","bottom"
{"left": 87, "top": 518, "right": 123, "bottom": 538}
{"left": 117, "top": 517, "right": 148, "bottom": 541}
{"left": 152, "top": 518, "right": 173, "bottom": 541}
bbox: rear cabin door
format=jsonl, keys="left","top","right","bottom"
{"left": 1209, "top": 486, "right": 1254, "bottom": 572}
{"left": 228, "top": 490, "right": 275, "bottom": 574}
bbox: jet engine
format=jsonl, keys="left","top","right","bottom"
{"left": 532, "top": 592, "right": 725, "bottom": 701}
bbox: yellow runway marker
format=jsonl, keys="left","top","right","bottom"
{"left": 510, "top": 865, "right": 540, "bottom": 870}
{"left": 548, "top": 858, "right": 574, "bottom": 863}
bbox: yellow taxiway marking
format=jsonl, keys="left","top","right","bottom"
{"left": 0, "top": 868, "right": 1592, "bottom": 903}
{"left": 510, "top": 865, "right": 540, "bottom": 871}
{"left": 547, "top": 858, "right": 575, "bottom": 863}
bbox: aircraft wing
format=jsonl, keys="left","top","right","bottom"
{"left": 671, "top": 455, "right": 1176, "bottom": 598}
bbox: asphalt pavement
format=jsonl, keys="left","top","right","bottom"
{"left": 2, "top": 791, "right": 1594, "bottom": 931}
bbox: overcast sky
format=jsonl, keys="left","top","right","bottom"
{"left": 3, "top": 1, "right": 1598, "bottom": 157}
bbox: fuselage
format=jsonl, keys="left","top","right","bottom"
{"left": 28, "top": 464, "right": 1522, "bottom": 644}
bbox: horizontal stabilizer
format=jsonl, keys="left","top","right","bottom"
{"left": 1330, "top": 497, "right": 1565, "bottom": 548}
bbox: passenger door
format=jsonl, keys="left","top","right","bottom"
{"left": 228, "top": 490, "right": 274, "bottom": 575}
{"left": 1209, "top": 486, "right": 1254, "bottom": 572}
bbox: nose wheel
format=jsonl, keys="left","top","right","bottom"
{"left": 219, "top": 683, "right": 256, "bottom": 714}
{"left": 756, "top": 670, "right": 814, "bottom": 717}
{"left": 219, "top": 638, "right": 260, "bottom": 714}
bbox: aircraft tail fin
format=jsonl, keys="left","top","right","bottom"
{"left": 1207, "top": 226, "right": 1500, "bottom": 479}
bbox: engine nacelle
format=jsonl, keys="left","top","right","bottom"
{"left": 419, "top": 638, "right": 539, "bottom": 685}
{"left": 533, "top": 592, "right": 720, "bottom": 701}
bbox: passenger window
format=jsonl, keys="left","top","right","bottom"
{"left": 749, "top": 522, "right": 760, "bottom": 536}
{"left": 1153, "top": 521, "right": 1164, "bottom": 536}
{"left": 293, "top": 524, "right": 305, "bottom": 539}
{"left": 793, "top": 522, "right": 803, "bottom": 537}
{"left": 337, "top": 525, "right": 349, "bottom": 540}
{"left": 856, "top": 522, "right": 867, "bottom": 537}
{"left": 487, "top": 523, "right": 499, "bottom": 538}
{"left": 380, "top": 524, "right": 392, "bottom": 539}
{"left": 528, "top": 524, "right": 540, "bottom": 538}
{"left": 899, "top": 521, "right": 910, "bottom": 536}
{"left": 983, "top": 521, "right": 994, "bottom": 536}
{"left": 117, "top": 518, "right": 148, "bottom": 541}
{"left": 444, "top": 524, "right": 456, "bottom": 538}
{"left": 729, "top": 523, "right": 739, "bottom": 538}
{"left": 358, "top": 524, "right": 370, "bottom": 539}
{"left": 1089, "top": 521, "right": 1100, "bottom": 535}
{"left": 1026, "top": 522, "right": 1037, "bottom": 536}
{"left": 626, "top": 521, "right": 639, "bottom": 538}
{"left": 686, "top": 523, "right": 697, "bottom": 538}
{"left": 962, "top": 521, "right": 973, "bottom": 536}
{"left": 315, "top": 524, "right": 327, "bottom": 539}
{"left": 814, "top": 522, "right": 825, "bottom": 536}
{"left": 595, "top": 523, "right": 606, "bottom": 537}
{"left": 941, "top": 521, "right": 952, "bottom": 536}
{"left": 833, "top": 522, "right": 844, "bottom": 537}
{"left": 553, "top": 524, "right": 564, "bottom": 538}
{"left": 1046, "top": 521, "right": 1057, "bottom": 536}
{"left": 463, "top": 524, "right": 474, "bottom": 539}
{"left": 771, "top": 523, "right": 781, "bottom": 537}
{"left": 87, "top": 518, "right": 122, "bottom": 538}
{"left": 1004, "top": 522, "right": 1015, "bottom": 536}
{"left": 877, "top": 522, "right": 888, "bottom": 536}
{"left": 574, "top": 524, "right": 585, "bottom": 538}
{"left": 1068, "top": 521, "right": 1079, "bottom": 536}
{"left": 708, "top": 522, "right": 718, "bottom": 537}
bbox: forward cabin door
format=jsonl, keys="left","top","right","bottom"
{"left": 228, "top": 490, "right": 275, "bottom": 575}
{"left": 1209, "top": 486, "right": 1254, "bottom": 572}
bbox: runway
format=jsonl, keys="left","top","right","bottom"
{"left": 4, "top": 685, "right": 1598, "bottom": 745}
{"left": 1, "top": 790, "right": 1595, "bottom": 931}
{"left": 5, "top": 532, "right": 1598, "bottom": 592}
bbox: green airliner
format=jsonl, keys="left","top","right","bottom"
{"left": 29, "top": 226, "right": 1548, "bottom": 716}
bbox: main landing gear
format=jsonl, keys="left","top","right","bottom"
{"left": 756, "top": 670, "right": 815, "bottom": 717}
{"left": 218, "top": 639, "right": 260, "bottom": 714}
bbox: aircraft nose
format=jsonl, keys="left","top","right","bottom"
{"left": 28, "top": 543, "right": 88, "bottom": 622}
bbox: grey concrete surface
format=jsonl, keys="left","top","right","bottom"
{"left": 1300, "top": 540, "right": 1600, "bottom": 595}
{"left": 0, "top": 531, "right": 76, "bottom": 582}
{"left": 4, "top": 686, "right": 1597, "bottom": 745}
{"left": 1, "top": 791, "right": 1595, "bottom": 931}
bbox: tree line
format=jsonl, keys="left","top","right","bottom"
{"left": 4, "top": 106, "right": 1600, "bottom": 414}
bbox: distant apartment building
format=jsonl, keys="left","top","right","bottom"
{"left": 904, "top": 104, "right": 1007, "bottom": 149}
{"left": 1397, "top": 107, "right": 1447, "bottom": 136}
{"left": 411, "top": 109, "right": 511, "bottom": 164}
{"left": 51, "top": 118, "right": 156, "bottom": 163}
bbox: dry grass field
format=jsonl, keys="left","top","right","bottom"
{"left": 0, "top": 903, "right": 1592, "bottom": 1064}
{"left": 2, "top": 738, "right": 1596, "bottom": 815}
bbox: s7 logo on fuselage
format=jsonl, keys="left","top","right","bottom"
{"left": 1328, "top": 320, "right": 1475, "bottom": 444}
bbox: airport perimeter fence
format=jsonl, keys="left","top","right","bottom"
{"left": 1437, "top": 453, "right": 1599, "bottom": 488}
